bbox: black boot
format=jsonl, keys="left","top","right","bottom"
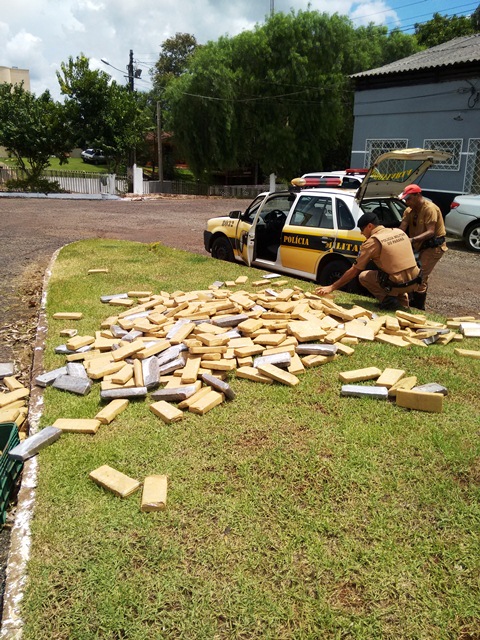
{"left": 410, "top": 292, "right": 427, "bottom": 310}
{"left": 379, "top": 296, "right": 404, "bottom": 311}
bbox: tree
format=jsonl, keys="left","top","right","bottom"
{"left": 164, "top": 10, "right": 420, "bottom": 181}
{"left": 351, "top": 24, "right": 420, "bottom": 70}
{"left": 152, "top": 33, "right": 198, "bottom": 95}
{"left": 415, "top": 11, "right": 477, "bottom": 48}
{"left": 0, "top": 83, "right": 71, "bottom": 190}
{"left": 57, "top": 55, "right": 151, "bottom": 172}
{"left": 150, "top": 33, "right": 199, "bottom": 177}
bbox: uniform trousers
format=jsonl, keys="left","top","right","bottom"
{"left": 416, "top": 247, "right": 444, "bottom": 294}
{"left": 358, "top": 270, "right": 419, "bottom": 307}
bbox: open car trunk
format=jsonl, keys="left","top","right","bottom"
{"left": 355, "top": 148, "right": 451, "bottom": 206}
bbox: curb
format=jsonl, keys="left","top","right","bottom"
{"left": 0, "top": 193, "right": 121, "bottom": 200}
{"left": 0, "top": 248, "right": 60, "bottom": 639}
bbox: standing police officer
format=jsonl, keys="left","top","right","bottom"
{"left": 315, "top": 211, "right": 421, "bottom": 310}
{"left": 398, "top": 184, "right": 447, "bottom": 310}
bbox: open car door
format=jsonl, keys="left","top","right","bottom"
{"left": 233, "top": 194, "right": 269, "bottom": 266}
{"left": 242, "top": 193, "right": 293, "bottom": 265}
{"left": 355, "top": 148, "right": 451, "bottom": 206}
{"left": 237, "top": 193, "right": 283, "bottom": 266}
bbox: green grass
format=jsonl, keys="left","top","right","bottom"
{"left": 0, "top": 156, "right": 108, "bottom": 173}
{"left": 21, "top": 239, "right": 480, "bottom": 639}
{"left": 47, "top": 156, "right": 108, "bottom": 173}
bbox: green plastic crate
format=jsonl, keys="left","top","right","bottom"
{"left": 0, "top": 422, "right": 24, "bottom": 525}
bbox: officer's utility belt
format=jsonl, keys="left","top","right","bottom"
{"left": 378, "top": 270, "right": 423, "bottom": 292}
{"left": 420, "top": 236, "right": 445, "bottom": 250}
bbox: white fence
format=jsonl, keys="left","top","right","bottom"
{"left": 0, "top": 167, "right": 128, "bottom": 196}
{"left": 45, "top": 171, "right": 128, "bottom": 195}
{"left": 0, "top": 166, "right": 286, "bottom": 199}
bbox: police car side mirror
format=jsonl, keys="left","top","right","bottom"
{"left": 229, "top": 210, "right": 242, "bottom": 219}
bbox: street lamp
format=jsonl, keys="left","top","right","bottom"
{"left": 100, "top": 51, "right": 135, "bottom": 91}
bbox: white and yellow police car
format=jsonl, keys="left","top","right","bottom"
{"left": 204, "top": 149, "right": 450, "bottom": 288}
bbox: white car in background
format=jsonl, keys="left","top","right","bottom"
{"left": 446, "top": 195, "right": 480, "bottom": 252}
{"left": 81, "top": 148, "right": 106, "bottom": 165}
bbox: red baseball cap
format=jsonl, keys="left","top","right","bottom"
{"left": 399, "top": 184, "right": 422, "bottom": 200}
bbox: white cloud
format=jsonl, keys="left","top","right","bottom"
{"left": 349, "top": 1, "right": 399, "bottom": 27}
{"left": 6, "top": 30, "right": 43, "bottom": 59}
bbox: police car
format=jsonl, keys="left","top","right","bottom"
{"left": 204, "top": 149, "right": 450, "bottom": 288}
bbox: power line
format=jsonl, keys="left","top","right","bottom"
{"left": 349, "top": 0, "right": 428, "bottom": 23}
{"left": 385, "top": 4, "right": 478, "bottom": 32}
{"left": 392, "top": 9, "right": 477, "bottom": 30}
{"left": 347, "top": 0, "right": 477, "bottom": 29}
{"left": 358, "top": 87, "right": 462, "bottom": 105}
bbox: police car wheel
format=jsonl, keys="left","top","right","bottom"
{"left": 465, "top": 222, "right": 480, "bottom": 252}
{"left": 211, "top": 237, "right": 234, "bottom": 262}
{"left": 317, "top": 259, "right": 349, "bottom": 286}
{"left": 318, "top": 259, "right": 364, "bottom": 294}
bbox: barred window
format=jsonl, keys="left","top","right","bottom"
{"left": 423, "top": 139, "right": 462, "bottom": 170}
{"left": 464, "top": 139, "right": 480, "bottom": 193}
{"left": 364, "top": 139, "right": 408, "bottom": 168}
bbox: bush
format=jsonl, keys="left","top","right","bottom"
{"left": 6, "top": 177, "right": 64, "bottom": 194}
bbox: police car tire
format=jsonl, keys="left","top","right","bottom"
{"left": 465, "top": 222, "right": 480, "bottom": 252}
{"left": 318, "top": 259, "right": 364, "bottom": 294}
{"left": 317, "top": 259, "right": 350, "bottom": 286}
{"left": 211, "top": 236, "right": 235, "bottom": 262}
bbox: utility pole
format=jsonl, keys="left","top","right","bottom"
{"left": 127, "top": 49, "right": 134, "bottom": 91}
{"left": 270, "top": 0, "right": 274, "bottom": 17}
{"left": 127, "top": 49, "right": 135, "bottom": 189}
{"left": 157, "top": 101, "right": 164, "bottom": 190}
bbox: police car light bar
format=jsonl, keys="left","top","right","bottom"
{"left": 291, "top": 177, "right": 342, "bottom": 188}
{"left": 345, "top": 168, "right": 368, "bottom": 175}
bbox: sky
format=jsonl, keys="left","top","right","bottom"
{"left": 0, "top": 0, "right": 477, "bottom": 100}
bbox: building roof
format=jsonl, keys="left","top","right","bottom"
{"left": 352, "top": 33, "right": 480, "bottom": 79}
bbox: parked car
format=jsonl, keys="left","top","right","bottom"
{"left": 81, "top": 148, "right": 106, "bottom": 165}
{"left": 445, "top": 195, "right": 480, "bottom": 252}
{"left": 204, "top": 148, "right": 450, "bottom": 288}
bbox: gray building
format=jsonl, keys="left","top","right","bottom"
{"left": 350, "top": 34, "right": 480, "bottom": 213}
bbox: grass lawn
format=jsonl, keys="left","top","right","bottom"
{"left": 0, "top": 156, "right": 108, "bottom": 173}
{"left": 21, "top": 239, "right": 480, "bottom": 639}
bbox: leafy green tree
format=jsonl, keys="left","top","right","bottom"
{"left": 57, "top": 55, "right": 151, "bottom": 172}
{"left": 164, "top": 10, "right": 419, "bottom": 181}
{"left": 148, "top": 33, "right": 199, "bottom": 179}
{"left": 152, "top": 32, "right": 198, "bottom": 93}
{"left": 351, "top": 24, "right": 419, "bottom": 70}
{"left": 0, "top": 83, "right": 71, "bottom": 190}
{"left": 415, "top": 11, "right": 477, "bottom": 48}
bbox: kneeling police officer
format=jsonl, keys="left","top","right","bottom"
{"left": 315, "top": 211, "right": 422, "bottom": 310}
